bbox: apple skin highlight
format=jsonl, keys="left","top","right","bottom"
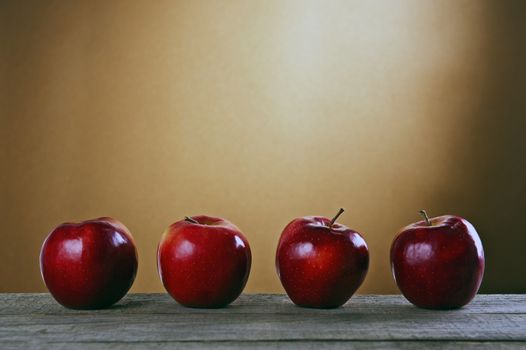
{"left": 276, "top": 210, "right": 369, "bottom": 309}
{"left": 391, "top": 212, "right": 485, "bottom": 309}
{"left": 158, "top": 215, "right": 251, "bottom": 308}
{"left": 40, "top": 217, "right": 138, "bottom": 309}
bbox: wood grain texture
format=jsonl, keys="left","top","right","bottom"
{"left": 1, "top": 294, "right": 525, "bottom": 349}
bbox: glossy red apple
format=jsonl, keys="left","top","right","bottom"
{"left": 276, "top": 209, "right": 369, "bottom": 308}
{"left": 157, "top": 215, "right": 251, "bottom": 308}
{"left": 40, "top": 217, "right": 138, "bottom": 309}
{"left": 390, "top": 210, "right": 485, "bottom": 309}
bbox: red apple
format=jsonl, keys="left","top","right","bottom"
{"left": 40, "top": 217, "right": 138, "bottom": 309}
{"left": 390, "top": 210, "right": 485, "bottom": 309}
{"left": 157, "top": 215, "right": 251, "bottom": 308}
{"left": 276, "top": 209, "right": 369, "bottom": 308}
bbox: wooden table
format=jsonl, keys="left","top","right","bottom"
{"left": 1, "top": 294, "right": 525, "bottom": 349}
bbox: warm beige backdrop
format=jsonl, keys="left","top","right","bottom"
{"left": 2, "top": 1, "right": 525, "bottom": 294}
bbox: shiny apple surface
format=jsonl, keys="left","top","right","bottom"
{"left": 391, "top": 215, "right": 484, "bottom": 309}
{"left": 40, "top": 217, "right": 138, "bottom": 309}
{"left": 276, "top": 215, "right": 369, "bottom": 308}
{"left": 158, "top": 215, "right": 251, "bottom": 308}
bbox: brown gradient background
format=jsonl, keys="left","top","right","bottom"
{"left": 1, "top": 1, "right": 525, "bottom": 294}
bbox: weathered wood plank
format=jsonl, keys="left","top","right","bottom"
{"left": 1, "top": 312, "right": 524, "bottom": 342}
{"left": 1, "top": 294, "right": 524, "bottom": 315}
{"left": 2, "top": 341, "right": 526, "bottom": 350}
{"left": 0, "top": 294, "right": 524, "bottom": 349}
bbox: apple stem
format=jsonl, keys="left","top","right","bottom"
{"left": 184, "top": 216, "right": 199, "bottom": 224}
{"left": 329, "top": 208, "right": 345, "bottom": 228}
{"left": 419, "top": 210, "right": 431, "bottom": 226}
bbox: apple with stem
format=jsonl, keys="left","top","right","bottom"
{"left": 157, "top": 215, "right": 251, "bottom": 308}
{"left": 276, "top": 208, "right": 369, "bottom": 308}
{"left": 40, "top": 217, "right": 138, "bottom": 309}
{"left": 390, "top": 210, "right": 485, "bottom": 309}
